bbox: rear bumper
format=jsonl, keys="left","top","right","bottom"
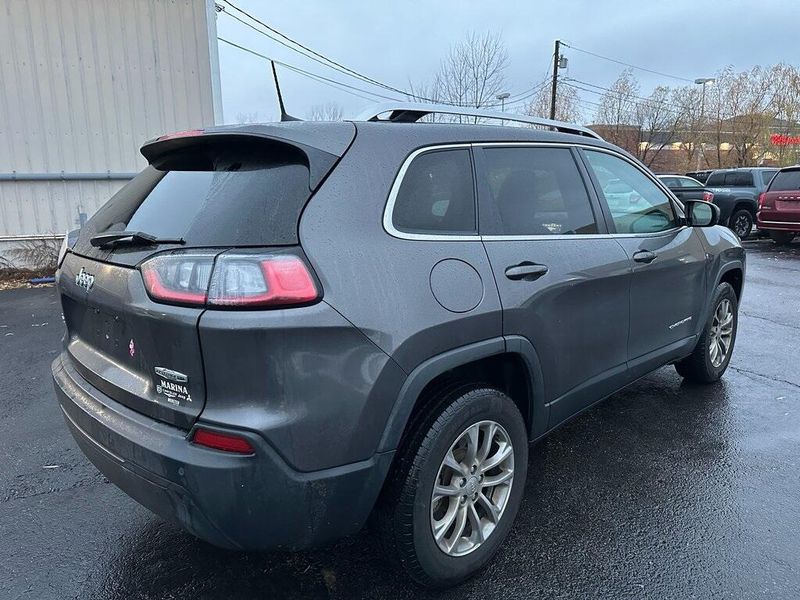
{"left": 756, "top": 215, "right": 800, "bottom": 232}
{"left": 52, "top": 353, "right": 393, "bottom": 551}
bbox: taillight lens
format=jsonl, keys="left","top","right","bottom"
{"left": 140, "top": 251, "right": 215, "bottom": 306}
{"left": 140, "top": 250, "right": 319, "bottom": 309}
{"left": 758, "top": 192, "right": 766, "bottom": 208}
{"left": 192, "top": 428, "right": 255, "bottom": 454}
{"left": 208, "top": 254, "right": 318, "bottom": 308}
{"left": 702, "top": 191, "right": 714, "bottom": 202}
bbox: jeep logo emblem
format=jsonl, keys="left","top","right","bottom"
{"left": 75, "top": 267, "right": 95, "bottom": 291}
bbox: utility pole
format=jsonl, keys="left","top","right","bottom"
{"left": 549, "top": 39, "right": 561, "bottom": 120}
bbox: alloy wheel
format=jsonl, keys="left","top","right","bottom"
{"left": 733, "top": 214, "right": 751, "bottom": 238}
{"left": 430, "top": 420, "right": 515, "bottom": 557}
{"left": 709, "top": 298, "right": 734, "bottom": 367}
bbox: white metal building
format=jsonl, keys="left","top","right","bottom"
{"left": 0, "top": 0, "right": 222, "bottom": 262}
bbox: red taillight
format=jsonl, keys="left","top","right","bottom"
{"left": 141, "top": 251, "right": 319, "bottom": 309}
{"left": 192, "top": 428, "right": 255, "bottom": 454}
{"left": 140, "top": 251, "right": 215, "bottom": 306}
{"left": 758, "top": 192, "right": 766, "bottom": 209}
{"left": 208, "top": 254, "right": 318, "bottom": 308}
{"left": 702, "top": 191, "right": 714, "bottom": 202}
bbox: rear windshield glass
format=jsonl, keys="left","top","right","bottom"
{"left": 769, "top": 170, "right": 800, "bottom": 191}
{"left": 83, "top": 140, "right": 311, "bottom": 247}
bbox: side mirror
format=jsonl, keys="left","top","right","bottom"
{"left": 684, "top": 200, "right": 719, "bottom": 227}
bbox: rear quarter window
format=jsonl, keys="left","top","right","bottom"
{"left": 390, "top": 148, "right": 476, "bottom": 235}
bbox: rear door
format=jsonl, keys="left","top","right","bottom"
{"left": 475, "top": 144, "right": 631, "bottom": 429}
{"left": 59, "top": 129, "right": 353, "bottom": 428}
{"left": 580, "top": 148, "right": 708, "bottom": 366}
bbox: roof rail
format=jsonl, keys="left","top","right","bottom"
{"left": 353, "top": 102, "right": 603, "bottom": 140}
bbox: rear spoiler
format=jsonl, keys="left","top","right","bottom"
{"left": 140, "top": 123, "right": 356, "bottom": 190}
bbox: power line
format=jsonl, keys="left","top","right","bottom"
{"left": 561, "top": 43, "right": 695, "bottom": 83}
{"left": 219, "top": 0, "right": 536, "bottom": 108}
{"left": 218, "top": 37, "right": 403, "bottom": 103}
{"left": 561, "top": 80, "right": 686, "bottom": 117}
{"left": 218, "top": 3, "right": 410, "bottom": 97}
{"left": 219, "top": 0, "right": 474, "bottom": 105}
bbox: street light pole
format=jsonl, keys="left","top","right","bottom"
{"left": 496, "top": 92, "right": 510, "bottom": 112}
{"left": 496, "top": 92, "right": 510, "bottom": 125}
{"left": 694, "top": 77, "right": 715, "bottom": 170}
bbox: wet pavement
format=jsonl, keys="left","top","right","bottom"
{"left": 1, "top": 240, "right": 799, "bottom": 599}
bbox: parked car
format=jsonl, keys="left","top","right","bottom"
{"left": 51, "top": 103, "right": 745, "bottom": 588}
{"left": 757, "top": 165, "right": 800, "bottom": 245}
{"left": 685, "top": 169, "right": 714, "bottom": 184}
{"left": 657, "top": 174, "right": 709, "bottom": 203}
{"left": 704, "top": 167, "right": 778, "bottom": 238}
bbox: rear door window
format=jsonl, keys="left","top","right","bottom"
{"left": 732, "top": 171, "right": 754, "bottom": 187}
{"left": 768, "top": 170, "right": 800, "bottom": 191}
{"left": 391, "top": 148, "right": 476, "bottom": 235}
{"left": 480, "top": 146, "right": 599, "bottom": 235}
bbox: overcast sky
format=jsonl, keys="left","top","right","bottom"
{"left": 215, "top": 0, "right": 800, "bottom": 124}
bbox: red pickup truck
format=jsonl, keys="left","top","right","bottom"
{"left": 757, "top": 166, "right": 800, "bottom": 245}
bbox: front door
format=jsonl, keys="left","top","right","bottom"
{"left": 580, "top": 149, "right": 708, "bottom": 366}
{"left": 476, "top": 145, "right": 632, "bottom": 429}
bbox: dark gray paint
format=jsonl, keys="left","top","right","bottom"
{"left": 429, "top": 258, "right": 484, "bottom": 313}
{"left": 52, "top": 120, "right": 745, "bottom": 552}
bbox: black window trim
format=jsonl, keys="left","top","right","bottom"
{"left": 383, "top": 141, "right": 686, "bottom": 242}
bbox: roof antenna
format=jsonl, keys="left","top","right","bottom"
{"left": 271, "top": 61, "right": 301, "bottom": 122}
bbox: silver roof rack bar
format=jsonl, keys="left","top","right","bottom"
{"left": 353, "top": 102, "right": 602, "bottom": 140}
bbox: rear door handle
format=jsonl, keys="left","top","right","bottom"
{"left": 505, "top": 262, "right": 548, "bottom": 281}
{"left": 632, "top": 250, "right": 657, "bottom": 264}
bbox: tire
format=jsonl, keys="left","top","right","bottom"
{"left": 769, "top": 230, "right": 795, "bottom": 246}
{"left": 729, "top": 208, "right": 753, "bottom": 239}
{"left": 675, "top": 282, "right": 738, "bottom": 383}
{"left": 375, "top": 386, "right": 528, "bottom": 588}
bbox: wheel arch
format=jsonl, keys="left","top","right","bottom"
{"left": 730, "top": 198, "right": 757, "bottom": 219}
{"left": 718, "top": 264, "right": 744, "bottom": 300}
{"left": 376, "top": 336, "right": 547, "bottom": 454}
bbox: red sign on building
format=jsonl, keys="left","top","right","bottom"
{"left": 771, "top": 133, "right": 800, "bottom": 146}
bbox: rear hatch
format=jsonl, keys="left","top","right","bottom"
{"left": 761, "top": 168, "right": 800, "bottom": 223}
{"left": 58, "top": 123, "right": 355, "bottom": 429}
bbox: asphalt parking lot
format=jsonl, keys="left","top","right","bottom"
{"left": 1, "top": 240, "right": 799, "bottom": 600}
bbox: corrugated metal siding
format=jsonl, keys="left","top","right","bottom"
{"left": 0, "top": 0, "right": 220, "bottom": 238}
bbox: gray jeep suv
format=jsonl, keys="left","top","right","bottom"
{"left": 52, "top": 104, "right": 744, "bottom": 588}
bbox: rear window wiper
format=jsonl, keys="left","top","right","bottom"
{"left": 90, "top": 231, "right": 185, "bottom": 249}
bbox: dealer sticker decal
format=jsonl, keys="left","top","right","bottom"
{"left": 154, "top": 367, "right": 191, "bottom": 405}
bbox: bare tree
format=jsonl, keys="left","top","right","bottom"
{"left": 410, "top": 31, "right": 508, "bottom": 123}
{"left": 634, "top": 86, "right": 686, "bottom": 167}
{"left": 307, "top": 102, "right": 344, "bottom": 121}
{"left": 593, "top": 69, "right": 641, "bottom": 153}
{"left": 767, "top": 63, "right": 800, "bottom": 165}
{"left": 669, "top": 85, "right": 704, "bottom": 170}
{"left": 524, "top": 84, "right": 582, "bottom": 123}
